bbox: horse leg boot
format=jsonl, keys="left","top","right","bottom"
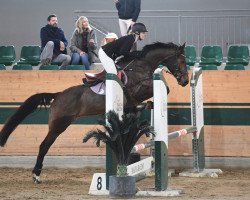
{"left": 32, "top": 132, "right": 60, "bottom": 183}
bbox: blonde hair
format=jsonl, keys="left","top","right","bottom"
{"left": 75, "top": 16, "right": 92, "bottom": 34}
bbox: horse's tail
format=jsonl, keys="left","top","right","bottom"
{"left": 0, "top": 92, "right": 60, "bottom": 147}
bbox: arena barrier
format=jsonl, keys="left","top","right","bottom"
{"left": 89, "top": 68, "right": 221, "bottom": 196}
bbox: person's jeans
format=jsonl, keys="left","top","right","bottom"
{"left": 71, "top": 52, "right": 90, "bottom": 70}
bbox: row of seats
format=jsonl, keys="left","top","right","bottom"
{"left": 1, "top": 44, "right": 249, "bottom": 70}
{"left": 184, "top": 45, "right": 250, "bottom": 70}
{"left": 0, "top": 64, "right": 85, "bottom": 70}
{"left": 0, "top": 45, "right": 41, "bottom": 66}
{"left": 0, "top": 45, "right": 89, "bottom": 70}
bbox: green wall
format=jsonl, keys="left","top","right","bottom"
{"left": 1, "top": 103, "right": 250, "bottom": 126}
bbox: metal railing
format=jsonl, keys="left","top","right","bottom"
{"left": 75, "top": 9, "right": 250, "bottom": 57}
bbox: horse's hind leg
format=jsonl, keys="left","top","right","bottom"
{"left": 32, "top": 131, "right": 59, "bottom": 183}
{"left": 32, "top": 115, "right": 74, "bottom": 183}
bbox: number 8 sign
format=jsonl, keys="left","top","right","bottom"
{"left": 89, "top": 173, "right": 108, "bottom": 195}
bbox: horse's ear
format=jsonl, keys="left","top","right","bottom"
{"left": 181, "top": 42, "right": 186, "bottom": 49}
{"left": 179, "top": 43, "right": 186, "bottom": 54}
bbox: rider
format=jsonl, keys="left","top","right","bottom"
{"left": 98, "top": 22, "right": 148, "bottom": 74}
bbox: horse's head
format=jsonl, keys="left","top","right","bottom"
{"left": 161, "top": 43, "right": 189, "bottom": 87}
{"left": 123, "top": 42, "right": 190, "bottom": 105}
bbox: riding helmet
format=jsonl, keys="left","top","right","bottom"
{"left": 132, "top": 22, "right": 148, "bottom": 33}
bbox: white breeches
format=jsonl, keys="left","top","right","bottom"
{"left": 118, "top": 18, "right": 133, "bottom": 36}
{"left": 98, "top": 48, "right": 117, "bottom": 74}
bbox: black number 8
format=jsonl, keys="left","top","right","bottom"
{"left": 97, "top": 177, "right": 102, "bottom": 190}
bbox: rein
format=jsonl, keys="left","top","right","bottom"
{"left": 122, "top": 60, "right": 135, "bottom": 71}
{"left": 123, "top": 53, "right": 177, "bottom": 91}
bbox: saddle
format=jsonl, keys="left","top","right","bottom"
{"left": 83, "top": 69, "right": 106, "bottom": 86}
{"left": 83, "top": 66, "right": 127, "bottom": 87}
{"left": 83, "top": 57, "right": 134, "bottom": 87}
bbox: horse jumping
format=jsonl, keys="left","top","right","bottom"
{"left": 0, "top": 42, "right": 189, "bottom": 183}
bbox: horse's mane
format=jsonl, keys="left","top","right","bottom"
{"left": 141, "top": 42, "right": 180, "bottom": 56}
{"left": 120, "top": 42, "right": 181, "bottom": 64}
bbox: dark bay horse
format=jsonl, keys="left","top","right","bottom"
{"left": 0, "top": 42, "right": 189, "bottom": 183}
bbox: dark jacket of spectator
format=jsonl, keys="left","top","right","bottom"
{"left": 116, "top": 0, "right": 141, "bottom": 22}
{"left": 40, "top": 24, "right": 68, "bottom": 56}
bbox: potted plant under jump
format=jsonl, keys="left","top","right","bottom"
{"left": 83, "top": 110, "right": 154, "bottom": 198}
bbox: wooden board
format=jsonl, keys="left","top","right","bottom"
{"left": 0, "top": 70, "right": 249, "bottom": 103}
{"left": 0, "top": 125, "right": 249, "bottom": 157}
{"left": 165, "top": 70, "right": 250, "bottom": 103}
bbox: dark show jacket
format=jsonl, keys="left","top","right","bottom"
{"left": 102, "top": 34, "right": 141, "bottom": 60}
{"left": 116, "top": 0, "right": 141, "bottom": 22}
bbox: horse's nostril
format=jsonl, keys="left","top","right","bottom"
{"left": 181, "top": 79, "right": 189, "bottom": 86}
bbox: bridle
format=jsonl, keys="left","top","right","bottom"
{"left": 120, "top": 49, "right": 188, "bottom": 104}
{"left": 122, "top": 51, "right": 187, "bottom": 88}
{"left": 161, "top": 53, "right": 188, "bottom": 83}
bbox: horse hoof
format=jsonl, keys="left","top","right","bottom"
{"left": 32, "top": 173, "right": 41, "bottom": 184}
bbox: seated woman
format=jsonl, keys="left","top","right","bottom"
{"left": 98, "top": 22, "right": 148, "bottom": 74}
{"left": 69, "top": 16, "right": 98, "bottom": 70}
{"left": 101, "top": 32, "right": 118, "bottom": 46}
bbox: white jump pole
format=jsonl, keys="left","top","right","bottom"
{"left": 105, "top": 73, "right": 124, "bottom": 190}
{"left": 190, "top": 67, "right": 205, "bottom": 171}
{"left": 137, "top": 67, "right": 183, "bottom": 196}
{"left": 152, "top": 67, "right": 169, "bottom": 191}
{"left": 179, "top": 67, "right": 222, "bottom": 177}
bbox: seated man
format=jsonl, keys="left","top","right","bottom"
{"left": 40, "top": 14, "right": 71, "bottom": 69}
